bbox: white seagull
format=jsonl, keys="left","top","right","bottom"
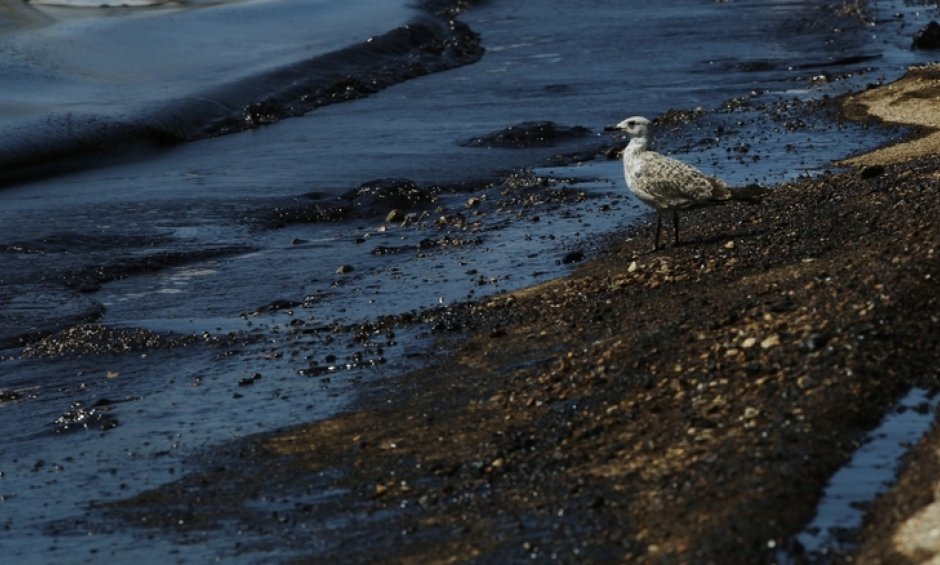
{"left": 607, "top": 116, "right": 765, "bottom": 251}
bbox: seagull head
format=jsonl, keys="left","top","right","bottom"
{"left": 607, "top": 116, "right": 651, "bottom": 139}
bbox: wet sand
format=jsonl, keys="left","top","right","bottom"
{"left": 93, "top": 65, "right": 940, "bottom": 562}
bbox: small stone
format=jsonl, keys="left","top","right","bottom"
{"left": 385, "top": 209, "right": 404, "bottom": 223}
{"left": 741, "top": 337, "right": 757, "bottom": 349}
{"left": 743, "top": 407, "right": 760, "bottom": 420}
{"left": 238, "top": 374, "right": 260, "bottom": 387}
{"left": 628, "top": 261, "right": 638, "bottom": 273}
{"left": 760, "top": 335, "right": 780, "bottom": 349}
{"left": 561, "top": 250, "right": 584, "bottom": 264}
{"left": 466, "top": 197, "right": 482, "bottom": 208}
{"left": 336, "top": 265, "right": 354, "bottom": 274}
{"left": 860, "top": 164, "right": 885, "bottom": 180}
{"left": 724, "top": 240, "right": 735, "bottom": 250}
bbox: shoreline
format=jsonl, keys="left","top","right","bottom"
{"left": 102, "top": 66, "right": 940, "bottom": 561}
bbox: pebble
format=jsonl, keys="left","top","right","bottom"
{"left": 760, "top": 335, "right": 780, "bottom": 349}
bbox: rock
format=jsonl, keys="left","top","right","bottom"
{"left": 336, "top": 265, "right": 354, "bottom": 274}
{"left": 912, "top": 21, "right": 940, "bottom": 49}
{"left": 461, "top": 121, "right": 592, "bottom": 148}
{"left": 760, "top": 335, "right": 780, "bottom": 349}
{"left": 402, "top": 212, "right": 420, "bottom": 227}
{"left": 343, "top": 178, "right": 435, "bottom": 218}
{"left": 561, "top": 250, "right": 585, "bottom": 264}
{"left": 242, "top": 100, "right": 286, "bottom": 127}
{"left": 860, "top": 164, "right": 885, "bottom": 179}
{"left": 800, "top": 333, "right": 831, "bottom": 352}
{"left": 371, "top": 245, "right": 410, "bottom": 255}
{"left": 54, "top": 401, "right": 119, "bottom": 433}
{"left": 238, "top": 373, "right": 262, "bottom": 386}
{"left": 246, "top": 299, "right": 302, "bottom": 315}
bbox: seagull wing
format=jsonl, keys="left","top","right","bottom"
{"left": 636, "top": 151, "right": 731, "bottom": 209}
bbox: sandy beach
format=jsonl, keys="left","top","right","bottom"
{"left": 94, "top": 64, "right": 940, "bottom": 562}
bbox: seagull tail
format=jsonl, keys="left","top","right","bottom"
{"left": 729, "top": 183, "right": 770, "bottom": 204}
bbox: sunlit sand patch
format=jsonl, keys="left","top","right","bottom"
{"left": 841, "top": 64, "right": 940, "bottom": 167}
{"left": 893, "top": 487, "right": 940, "bottom": 563}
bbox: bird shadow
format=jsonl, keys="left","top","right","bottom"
{"left": 631, "top": 227, "right": 767, "bottom": 256}
{"left": 678, "top": 228, "right": 767, "bottom": 247}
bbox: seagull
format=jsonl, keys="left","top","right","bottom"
{"left": 606, "top": 116, "right": 765, "bottom": 251}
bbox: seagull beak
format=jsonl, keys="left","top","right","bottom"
{"left": 603, "top": 124, "right": 620, "bottom": 132}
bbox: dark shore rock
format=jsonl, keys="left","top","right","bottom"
{"left": 267, "top": 177, "right": 438, "bottom": 227}
{"left": 268, "top": 201, "right": 350, "bottom": 226}
{"left": 912, "top": 21, "right": 940, "bottom": 49}
{"left": 54, "top": 399, "right": 120, "bottom": 433}
{"left": 343, "top": 178, "right": 437, "bottom": 216}
{"left": 22, "top": 324, "right": 202, "bottom": 358}
{"left": 462, "top": 121, "right": 592, "bottom": 148}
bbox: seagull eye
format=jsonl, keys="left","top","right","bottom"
{"left": 627, "top": 120, "right": 636, "bottom": 127}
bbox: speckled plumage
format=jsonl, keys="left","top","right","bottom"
{"left": 624, "top": 144, "right": 732, "bottom": 210}
{"left": 611, "top": 116, "right": 742, "bottom": 250}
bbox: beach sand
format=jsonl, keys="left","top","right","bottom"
{"left": 106, "top": 65, "right": 940, "bottom": 562}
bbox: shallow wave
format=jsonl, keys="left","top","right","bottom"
{"left": 29, "top": 0, "right": 165, "bottom": 6}
{"left": 195, "top": 16, "right": 483, "bottom": 137}
{"left": 0, "top": 3, "right": 482, "bottom": 187}
{"left": 0, "top": 284, "right": 104, "bottom": 349}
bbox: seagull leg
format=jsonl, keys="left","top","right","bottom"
{"left": 672, "top": 211, "right": 680, "bottom": 245}
{"left": 653, "top": 213, "right": 663, "bottom": 251}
